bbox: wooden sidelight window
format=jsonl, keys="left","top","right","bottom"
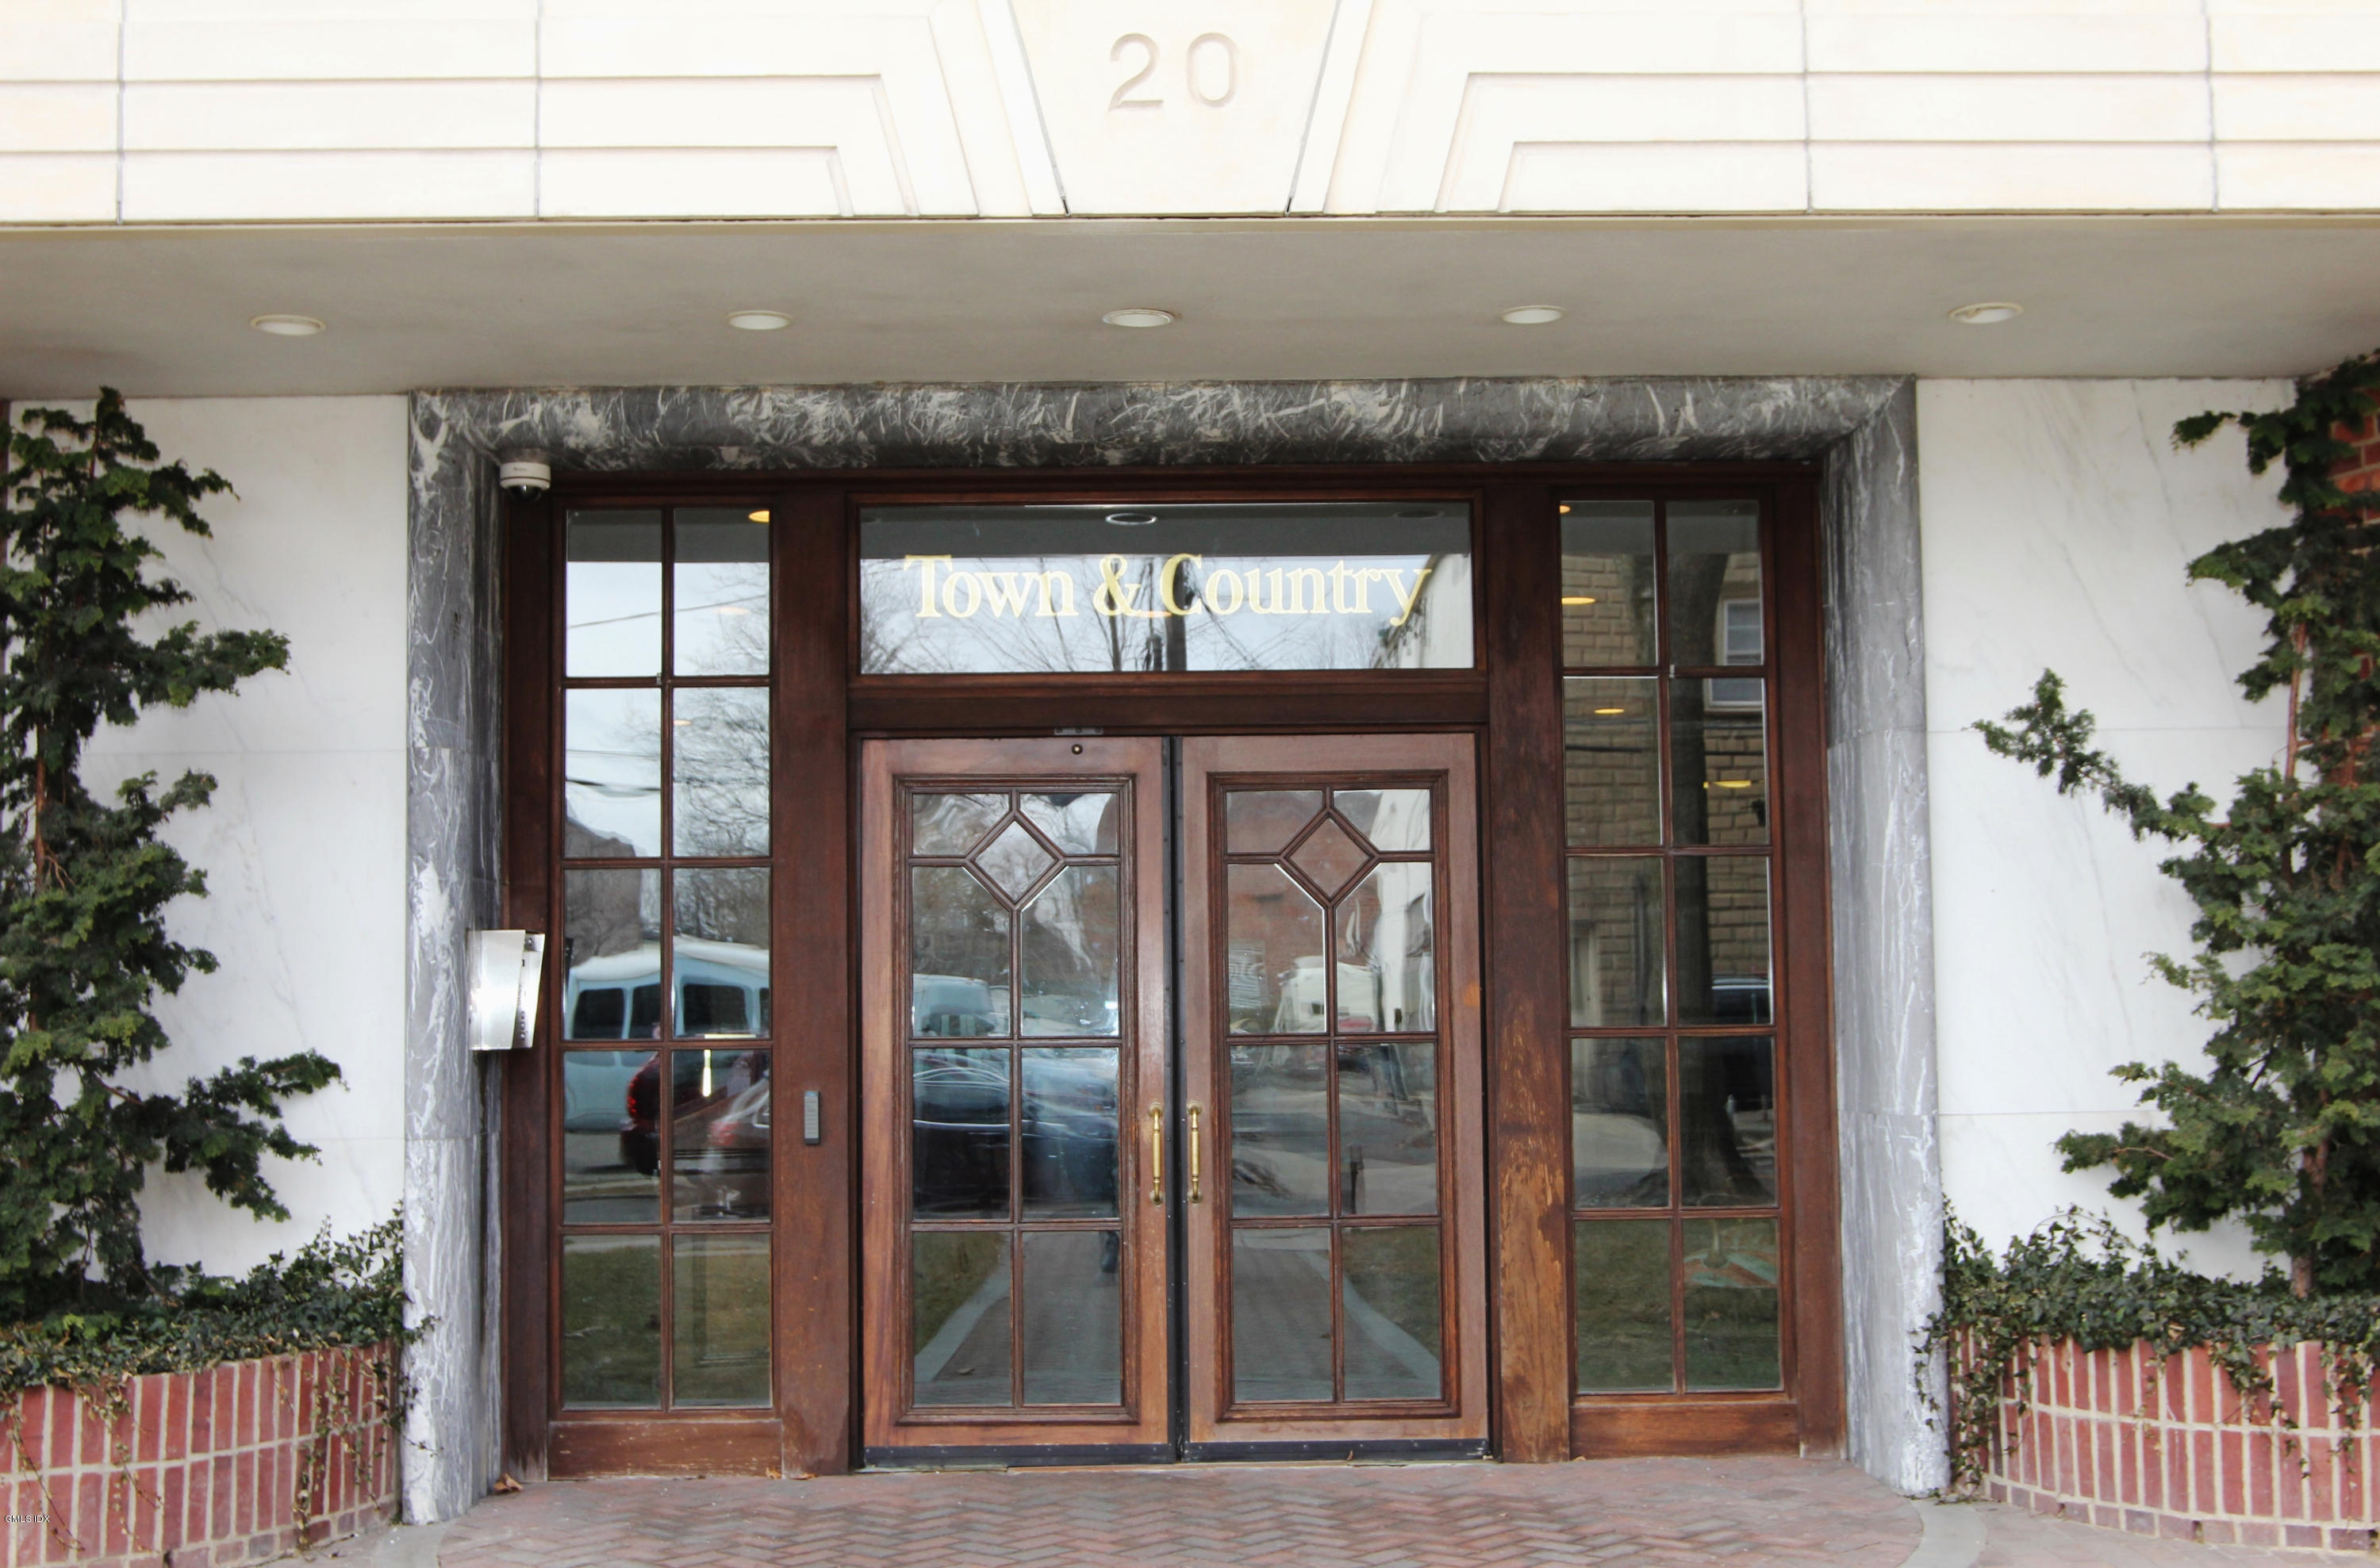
{"left": 1557, "top": 493, "right": 1832, "bottom": 1455}
{"left": 551, "top": 505, "right": 775, "bottom": 1415}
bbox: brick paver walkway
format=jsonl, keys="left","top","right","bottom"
{"left": 440, "top": 1458, "right": 1918, "bottom": 1566}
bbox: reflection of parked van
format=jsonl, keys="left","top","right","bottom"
{"left": 912, "top": 973, "right": 1001, "bottom": 1037}
{"left": 562, "top": 1049, "right": 647, "bottom": 1133}
{"left": 566, "top": 937, "right": 771, "bottom": 1041}
{"left": 1276, "top": 957, "right": 1386, "bottom": 1032}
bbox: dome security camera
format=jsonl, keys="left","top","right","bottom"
{"left": 498, "top": 455, "right": 552, "bottom": 497}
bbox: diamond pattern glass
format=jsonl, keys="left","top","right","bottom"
{"left": 1289, "top": 816, "right": 1367, "bottom": 897}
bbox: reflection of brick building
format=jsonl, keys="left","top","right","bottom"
{"left": 1563, "top": 538, "right": 1769, "bottom": 1024}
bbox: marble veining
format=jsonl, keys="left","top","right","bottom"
{"left": 405, "top": 375, "right": 1939, "bottom": 1512}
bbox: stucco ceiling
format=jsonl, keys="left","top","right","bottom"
{"left": 2, "top": 214, "right": 2377, "bottom": 399}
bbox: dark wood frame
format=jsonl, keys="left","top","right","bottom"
{"left": 856, "top": 738, "right": 1173, "bottom": 1459}
{"left": 497, "top": 463, "right": 1840, "bottom": 1479}
{"left": 1178, "top": 734, "right": 1490, "bottom": 1451}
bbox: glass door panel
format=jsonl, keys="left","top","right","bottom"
{"left": 860, "top": 739, "right": 1171, "bottom": 1459}
{"left": 1179, "top": 734, "right": 1488, "bottom": 1454}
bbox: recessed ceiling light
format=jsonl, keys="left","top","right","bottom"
{"left": 1499, "top": 305, "right": 1564, "bottom": 326}
{"left": 1948, "top": 301, "right": 2023, "bottom": 326}
{"left": 747, "top": 510, "right": 770, "bottom": 523}
{"left": 1101, "top": 308, "right": 1177, "bottom": 329}
{"left": 1105, "top": 511, "right": 1159, "bottom": 527}
{"left": 1594, "top": 707, "right": 1626, "bottom": 715}
{"left": 248, "top": 313, "right": 324, "bottom": 336}
{"left": 1562, "top": 596, "right": 1599, "bottom": 607}
{"left": 727, "top": 309, "right": 791, "bottom": 332}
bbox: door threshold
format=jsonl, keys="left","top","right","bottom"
{"left": 864, "top": 1443, "right": 1174, "bottom": 1470}
{"left": 1182, "top": 1440, "right": 1491, "bottom": 1464}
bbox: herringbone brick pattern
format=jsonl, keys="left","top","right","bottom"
{"left": 441, "top": 1457, "right": 1920, "bottom": 1567}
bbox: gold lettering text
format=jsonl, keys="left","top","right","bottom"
{"left": 1159, "top": 553, "right": 1202, "bottom": 616}
{"left": 1286, "top": 565, "right": 1327, "bottom": 615}
{"left": 942, "top": 569, "right": 982, "bottom": 619}
{"left": 1035, "top": 570, "right": 1077, "bottom": 617}
{"left": 1206, "top": 568, "right": 1244, "bottom": 615}
{"left": 1384, "top": 564, "right": 1434, "bottom": 628}
{"left": 904, "top": 554, "right": 952, "bottom": 619}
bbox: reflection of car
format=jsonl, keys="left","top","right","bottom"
{"left": 909, "top": 1049, "right": 1118, "bottom": 1217}
{"left": 566, "top": 937, "right": 770, "bottom": 1042}
{"left": 913, "top": 973, "right": 1000, "bottom": 1038}
{"left": 620, "top": 1050, "right": 771, "bottom": 1217}
{"left": 1708, "top": 976, "right": 1773, "bottom": 1026}
{"left": 563, "top": 1049, "right": 647, "bottom": 1133}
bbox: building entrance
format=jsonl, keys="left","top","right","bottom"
{"left": 858, "top": 734, "right": 1488, "bottom": 1463}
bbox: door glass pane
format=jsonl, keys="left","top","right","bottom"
{"left": 1288, "top": 816, "right": 1366, "bottom": 898}
{"left": 1564, "top": 677, "right": 1660, "bottom": 847}
{"left": 1567, "top": 857, "right": 1665, "bottom": 1027}
{"left": 1572, "top": 1037, "right": 1668, "bottom": 1208}
{"left": 1683, "top": 1217, "right": 1781, "bottom": 1391}
{"left": 565, "top": 688, "right": 662, "bottom": 857}
{"left": 1226, "top": 789, "right": 1321, "bottom": 853}
{"left": 1336, "top": 863, "right": 1434, "bottom": 1032}
{"left": 912, "top": 1048, "right": 1011, "bottom": 1220}
{"left": 673, "top": 1233, "right": 770, "bottom": 1405}
{"left": 1019, "top": 865, "right": 1119, "bottom": 1037}
{"left": 1334, "top": 788, "right": 1430, "bottom": 852}
{"left": 1020, "top": 1048, "right": 1119, "bottom": 1218}
{"left": 858, "top": 503, "right": 1474, "bottom": 673}
{"left": 673, "top": 508, "right": 770, "bottom": 677}
{"left": 1670, "top": 679, "right": 1767, "bottom": 848}
{"left": 1574, "top": 1218, "right": 1674, "bottom": 1393}
{"left": 1668, "top": 500, "right": 1761, "bottom": 669}
{"left": 1229, "top": 1045, "right": 1328, "bottom": 1217}
{"left": 671, "top": 686, "right": 770, "bottom": 857}
{"left": 1342, "top": 1226, "right": 1441, "bottom": 1401}
{"left": 1676, "top": 857, "right": 1771, "bottom": 1026}
{"left": 670, "top": 1048, "right": 771, "bottom": 1221}
{"left": 911, "top": 868, "right": 1010, "bottom": 1037}
{"left": 1021, "top": 790, "right": 1118, "bottom": 854}
{"left": 561, "top": 1234, "right": 661, "bottom": 1408}
{"left": 1679, "top": 1037, "right": 1776, "bottom": 1207}
{"left": 914, "top": 792, "right": 1004, "bottom": 857}
{"left": 566, "top": 510, "right": 661, "bottom": 677}
{"left": 912, "top": 1232, "right": 1012, "bottom": 1407}
{"left": 674, "top": 868, "right": 770, "bottom": 1037}
{"left": 1560, "top": 501, "right": 1656, "bottom": 667}
{"left": 977, "top": 819, "right": 1056, "bottom": 901}
{"left": 1339, "top": 1043, "right": 1437, "bottom": 1216}
{"left": 1230, "top": 1228, "right": 1333, "bottom": 1403}
{"left": 1019, "top": 1231, "right": 1123, "bottom": 1405}
{"left": 563, "top": 868, "right": 660, "bottom": 1039}
{"left": 1226, "top": 864, "right": 1325, "bottom": 1034}
{"left": 562, "top": 1051, "right": 658, "bottom": 1222}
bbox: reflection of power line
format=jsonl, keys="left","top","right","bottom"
{"left": 567, "top": 592, "right": 766, "bottom": 631}
{"left": 565, "top": 776, "right": 660, "bottom": 796}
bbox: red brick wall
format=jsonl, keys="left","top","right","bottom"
{"left": 1961, "top": 1335, "right": 2378, "bottom": 1552}
{"left": 2335, "top": 408, "right": 2380, "bottom": 497}
{"left": 0, "top": 1344, "right": 397, "bottom": 1567}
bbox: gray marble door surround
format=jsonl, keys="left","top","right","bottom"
{"left": 403, "top": 376, "right": 1942, "bottom": 1520}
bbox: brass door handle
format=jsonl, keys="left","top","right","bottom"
{"left": 1148, "top": 1104, "right": 1165, "bottom": 1206}
{"left": 1187, "top": 1102, "right": 1204, "bottom": 1203}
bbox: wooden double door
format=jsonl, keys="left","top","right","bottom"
{"left": 859, "top": 734, "right": 1488, "bottom": 1463}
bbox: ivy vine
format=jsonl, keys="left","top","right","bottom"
{"left": 1927, "top": 1212, "right": 2380, "bottom": 1493}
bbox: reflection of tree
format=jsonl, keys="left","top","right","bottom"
{"left": 677, "top": 868, "right": 769, "bottom": 949}
{"left": 673, "top": 687, "right": 768, "bottom": 857}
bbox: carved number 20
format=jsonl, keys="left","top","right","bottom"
{"left": 1109, "top": 33, "right": 1238, "bottom": 110}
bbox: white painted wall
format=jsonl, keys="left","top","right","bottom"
{"left": 1918, "top": 378, "right": 2296, "bottom": 1279}
{"left": 5, "top": 1, "right": 2379, "bottom": 223}
{"left": 71, "top": 396, "right": 410, "bottom": 1276}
